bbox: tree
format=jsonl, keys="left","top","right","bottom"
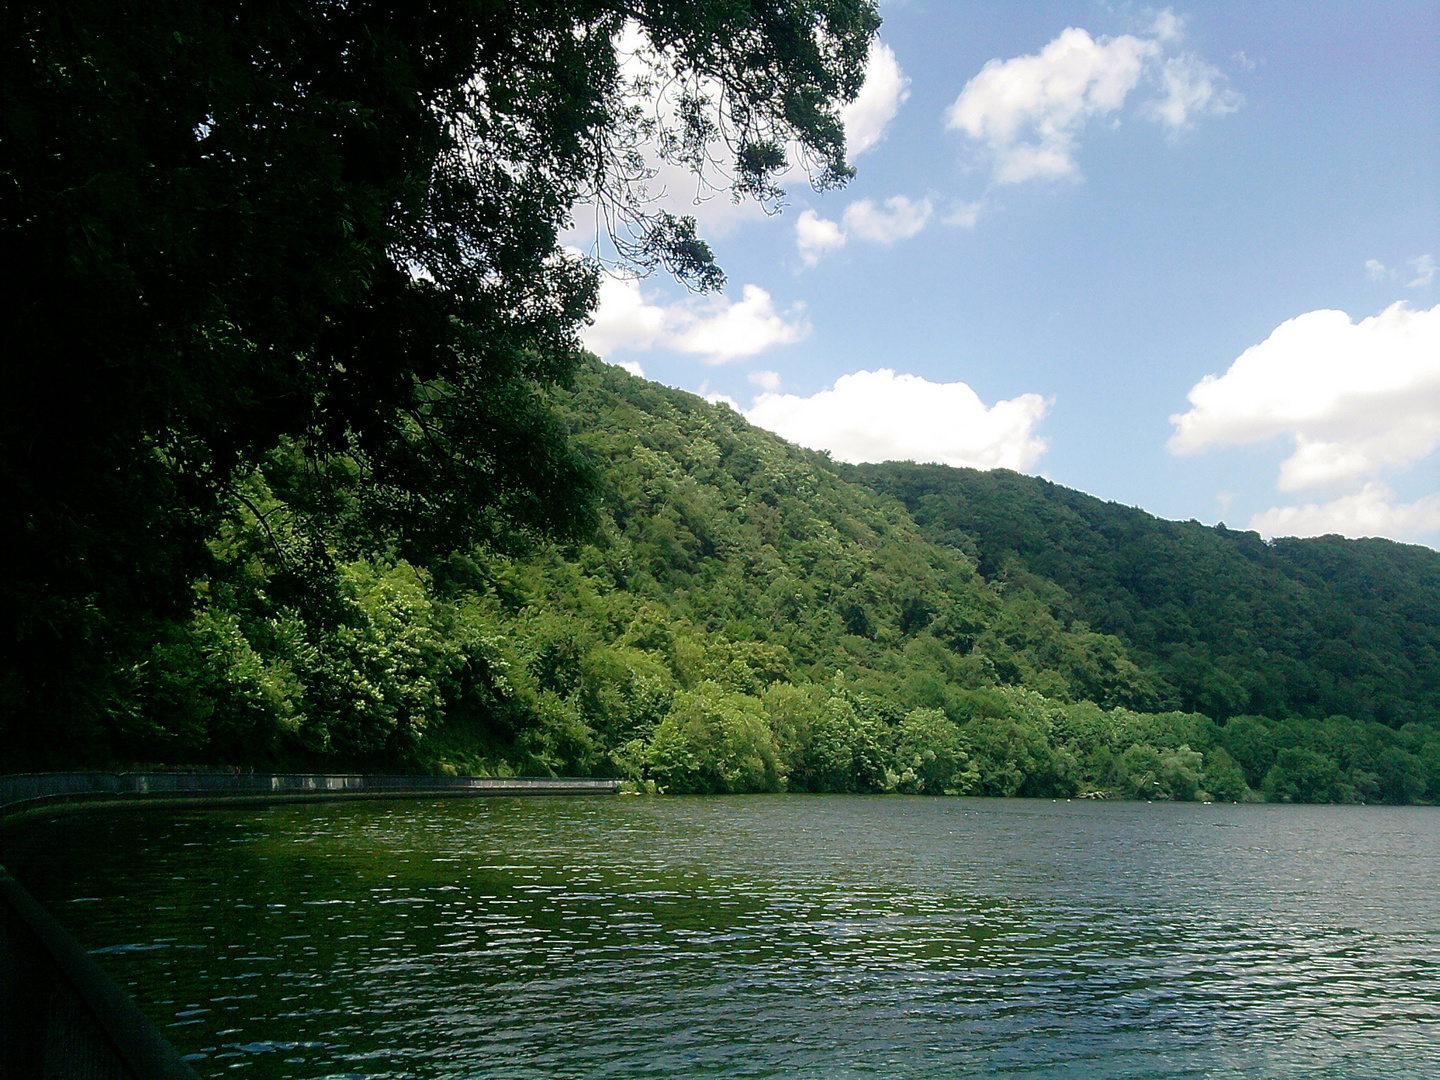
{"left": 643, "top": 682, "right": 782, "bottom": 793}
{"left": 1201, "top": 747, "right": 1251, "bottom": 802}
{"left": 1, "top": 0, "right": 879, "bottom": 763}
{"left": 1114, "top": 743, "right": 1204, "bottom": 801}
{"left": 1263, "top": 747, "right": 1346, "bottom": 804}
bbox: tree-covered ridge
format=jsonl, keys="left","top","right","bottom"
{"left": 554, "top": 364, "right": 1152, "bottom": 707}
{"left": 1, "top": 0, "right": 878, "bottom": 769}
{"left": 29, "top": 361, "right": 1437, "bottom": 806}
{"left": 848, "top": 463, "right": 1440, "bottom": 728}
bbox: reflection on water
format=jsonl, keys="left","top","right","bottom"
{"left": 6, "top": 796, "right": 1439, "bottom": 1079}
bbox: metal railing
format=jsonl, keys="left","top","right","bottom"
{"left": 1, "top": 866, "right": 200, "bottom": 1079}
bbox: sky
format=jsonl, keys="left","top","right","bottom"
{"left": 575, "top": 1, "right": 1440, "bottom": 548}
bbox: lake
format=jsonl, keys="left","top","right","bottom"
{"left": 6, "top": 796, "right": 1439, "bottom": 1079}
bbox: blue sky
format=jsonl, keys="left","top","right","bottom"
{"left": 578, "top": 1, "right": 1440, "bottom": 547}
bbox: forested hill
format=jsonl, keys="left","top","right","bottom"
{"left": 847, "top": 463, "right": 1440, "bottom": 727}
{"left": 13, "top": 361, "right": 1439, "bottom": 804}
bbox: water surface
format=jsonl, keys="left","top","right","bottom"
{"left": 7, "top": 796, "right": 1439, "bottom": 1079}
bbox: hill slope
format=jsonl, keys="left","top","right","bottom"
{"left": 18, "top": 361, "right": 1439, "bottom": 803}
{"left": 846, "top": 464, "right": 1440, "bottom": 727}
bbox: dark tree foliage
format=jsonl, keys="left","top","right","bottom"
{"left": 0, "top": 0, "right": 879, "bottom": 764}
{"left": 848, "top": 463, "right": 1440, "bottom": 727}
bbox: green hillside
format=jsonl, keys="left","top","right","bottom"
{"left": 846, "top": 463, "right": 1440, "bottom": 727}
{"left": 14, "top": 362, "right": 1439, "bottom": 804}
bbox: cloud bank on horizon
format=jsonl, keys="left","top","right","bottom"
{"left": 1248, "top": 485, "right": 1440, "bottom": 545}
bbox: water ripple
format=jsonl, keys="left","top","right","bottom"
{"left": 6, "top": 797, "right": 1439, "bottom": 1079}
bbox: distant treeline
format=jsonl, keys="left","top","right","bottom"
{"left": 631, "top": 682, "right": 1439, "bottom": 805}
{"left": 14, "top": 361, "right": 1440, "bottom": 804}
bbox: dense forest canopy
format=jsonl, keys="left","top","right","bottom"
{"left": 1, "top": 0, "right": 879, "bottom": 758}
{"left": 847, "top": 464, "right": 1440, "bottom": 727}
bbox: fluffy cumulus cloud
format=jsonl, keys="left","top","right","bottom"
{"left": 794, "top": 195, "right": 933, "bottom": 266}
{"left": 946, "top": 27, "right": 1156, "bottom": 183}
{"left": 1172, "top": 302, "right": 1440, "bottom": 545}
{"left": 582, "top": 277, "right": 809, "bottom": 365}
{"left": 795, "top": 209, "right": 848, "bottom": 267}
{"left": 744, "top": 369, "right": 1049, "bottom": 470}
{"left": 946, "top": 11, "right": 1239, "bottom": 184}
{"left": 668, "top": 284, "right": 810, "bottom": 364}
{"left": 1249, "top": 485, "right": 1440, "bottom": 544}
{"left": 582, "top": 275, "right": 666, "bottom": 356}
{"left": 1169, "top": 302, "right": 1440, "bottom": 491}
{"left": 842, "top": 40, "right": 910, "bottom": 158}
{"left": 841, "top": 196, "right": 933, "bottom": 243}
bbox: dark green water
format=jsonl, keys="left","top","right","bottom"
{"left": 6, "top": 796, "right": 1439, "bottom": 1079}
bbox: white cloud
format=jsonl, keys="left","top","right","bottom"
{"left": 946, "top": 27, "right": 1159, "bottom": 183}
{"left": 946, "top": 16, "right": 1239, "bottom": 184}
{"left": 1142, "top": 54, "right": 1241, "bottom": 129}
{"left": 794, "top": 195, "right": 933, "bottom": 266}
{"left": 615, "top": 360, "right": 646, "bottom": 378}
{"left": 1363, "top": 255, "right": 1435, "bottom": 290}
{"left": 1249, "top": 484, "right": 1440, "bottom": 545}
{"left": 749, "top": 369, "right": 782, "bottom": 392}
{"left": 667, "top": 284, "right": 810, "bottom": 364}
{"left": 602, "top": 23, "right": 773, "bottom": 238}
{"left": 1149, "top": 9, "right": 1186, "bottom": 46}
{"left": 582, "top": 275, "right": 666, "bottom": 356}
{"left": 575, "top": 25, "right": 914, "bottom": 246}
{"left": 1408, "top": 254, "right": 1437, "bottom": 289}
{"left": 841, "top": 195, "right": 933, "bottom": 244}
{"left": 795, "top": 209, "right": 847, "bottom": 266}
{"left": 583, "top": 278, "right": 809, "bottom": 365}
{"left": 1169, "top": 302, "right": 1440, "bottom": 491}
{"left": 942, "top": 200, "right": 984, "bottom": 228}
{"left": 842, "top": 40, "right": 910, "bottom": 158}
{"left": 744, "top": 369, "right": 1050, "bottom": 470}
